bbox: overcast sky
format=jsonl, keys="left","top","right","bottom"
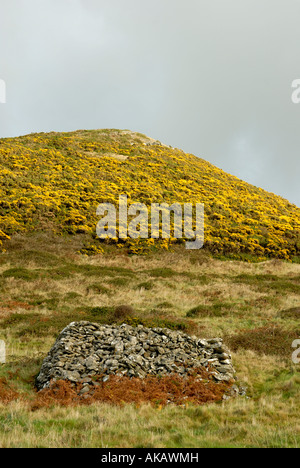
{"left": 0, "top": 0, "right": 299, "bottom": 206}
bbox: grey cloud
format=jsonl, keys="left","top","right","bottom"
{"left": 0, "top": 0, "right": 299, "bottom": 205}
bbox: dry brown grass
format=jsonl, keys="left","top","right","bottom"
{"left": 0, "top": 235, "right": 299, "bottom": 447}
{"left": 32, "top": 369, "right": 233, "bottom": 411}
{"left": 226, "top": 325, "right": 300, "bottom": 358}
{"left": 0, "top": 378, "right": 19, "bottom": 404}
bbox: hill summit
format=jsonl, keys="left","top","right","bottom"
{"left": 0, "top": 129, "right": 299, "bottom": 260}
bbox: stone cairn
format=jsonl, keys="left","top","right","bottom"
{"left": 36, "top": 321, "right": 236, "bottom": 391}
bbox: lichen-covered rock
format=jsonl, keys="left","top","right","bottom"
{"left": 35, "top": 321, "right": 236, "bottom": 390}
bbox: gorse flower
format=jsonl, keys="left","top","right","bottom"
{"left": 0, "top": 129, "right": 299, "bottom": 260}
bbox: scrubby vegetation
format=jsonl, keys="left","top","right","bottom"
{"left": 0, "top": 129, "right": 299, "bottom": 447}
{"left": 0, "top": 129, "right": 299, "bottom": 260}
{"left": 0, "top": 236, "right": 299, "bottom": 447}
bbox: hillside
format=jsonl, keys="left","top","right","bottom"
{"left": 0, "top": 129, "right": 299, "bottom": 447}
{"left": 0, "top": 129, "right": 299, "bottom": 260}
{"left": 0, "top": 236, "right": 299, "bottom": 447}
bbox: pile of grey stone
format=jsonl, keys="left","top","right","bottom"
{"left": 35, "top": 321, "right": 235, "bottom": 391}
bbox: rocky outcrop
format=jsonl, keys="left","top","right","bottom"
{"left": 36, "top": 321, "right": 236, "bottom": 391}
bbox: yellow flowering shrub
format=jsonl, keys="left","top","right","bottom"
{"left": 0, "top": 129, "right": 299, "bottom": 260}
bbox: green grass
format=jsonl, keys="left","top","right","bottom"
{"left": 2, "top": 268, "right": 40, "bottom": 281}
{"left": 186, "top": 302, "right": 234, "bottom": 318}
{"left": 0, "top": 235, "right": 299, "bottom": 447}
{"left": 233, "top": 274, "right": 300, "bottom": 294}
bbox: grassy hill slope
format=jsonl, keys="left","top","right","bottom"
{"left": 0, "top": 237, "right": 299, "bottom": 447}
{"left": 0, "top": 129, "right": 299, "bottom": 447}
{"left": 0, "top": 129, "right": 299, "bottom": 260}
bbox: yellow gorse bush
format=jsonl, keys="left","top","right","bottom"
{"left": 0, "top": 129, "right": 299, "bottom": 260}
